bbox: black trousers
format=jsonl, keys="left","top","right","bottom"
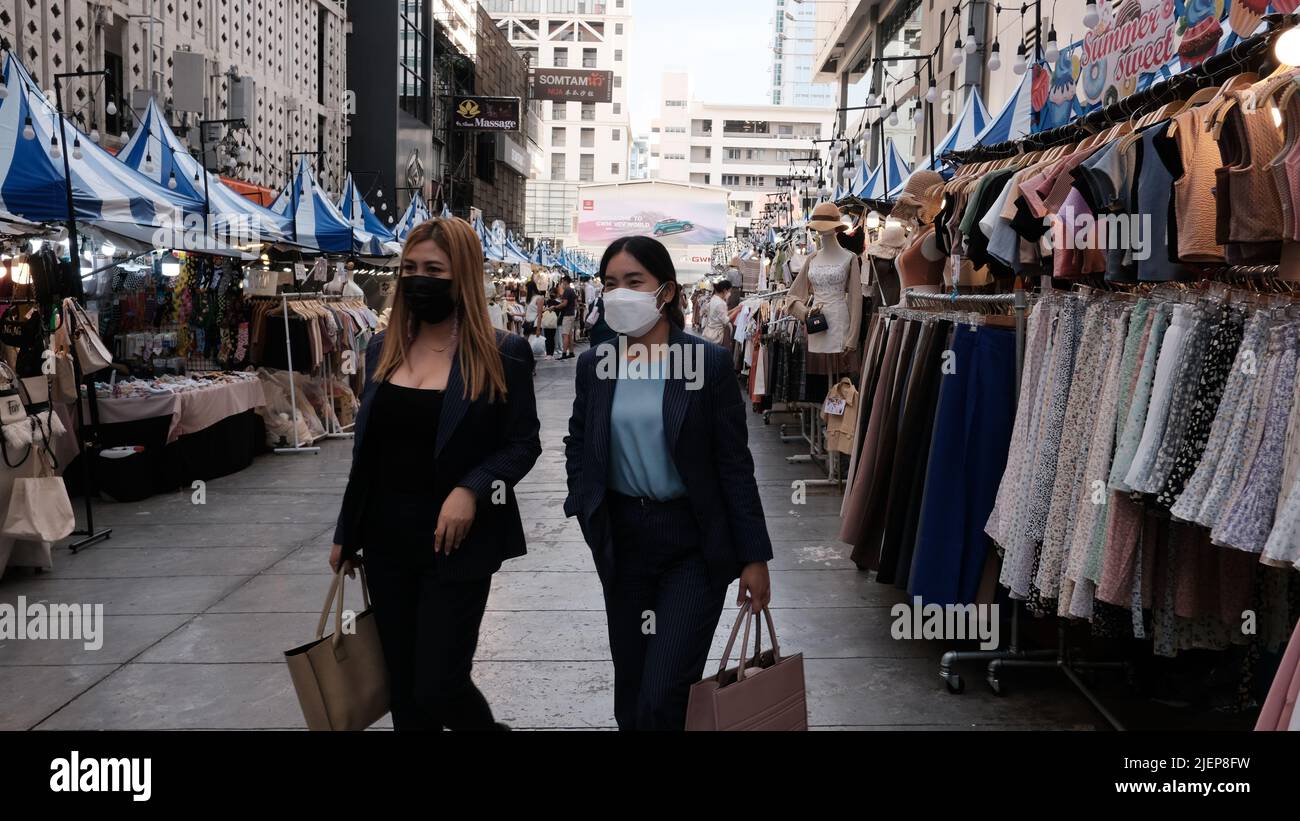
{"left": 363, "top": 550, "right": 497, "bottom": 731}
{"left": 543, "top": 328, "right": 556, "bottom": 356}
{"left": 602, "top": 494, "right": 728, "bottom": 731}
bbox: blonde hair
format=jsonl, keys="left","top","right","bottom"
{"left": 374, "top": 217, "right": 508, "bottom": 403}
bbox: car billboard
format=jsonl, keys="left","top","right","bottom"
{"left": 577, "top": 182, "right": 728, "bottom": 249}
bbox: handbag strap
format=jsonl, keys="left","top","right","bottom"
{"left": 315, "top": 561, "right": 373, "bottom": 645}
{"left": 714, "top": 602, "right": 750, "bottom": 683}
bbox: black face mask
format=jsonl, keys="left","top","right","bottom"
{"left": 401, "top": 276, "right": 456, "bottom": 325}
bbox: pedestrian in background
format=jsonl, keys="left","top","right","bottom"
{"left": 330, "top": 216, "right": 542, "bottom": 732}
{"left": 563, "top": 235, "right": 773, "bottom": 731}
{"left": 542, "top": 287, "right": 560, "bottom": 357}
{"left": 558, "top": 274, "right": 578, "bottom": 360}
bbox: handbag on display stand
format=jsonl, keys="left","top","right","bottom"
{"left": 62, "top": 297, "right": 113, "bottom": 375}
{"left": 0, "top": 400, "right": 74, "bottom": 543}
{"left": 805, "top": 297, "right": 829, "bottom": 335}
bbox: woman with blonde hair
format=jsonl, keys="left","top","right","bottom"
{"left": 330, "top": 216, "right": 542, "bottom": 731}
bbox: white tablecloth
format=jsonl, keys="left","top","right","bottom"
{"left": 81, "top": 379, "right": 268, "bottom": 443}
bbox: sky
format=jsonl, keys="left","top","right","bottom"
{"left": 628, "top": 0, "right": 774, "bottom": 136}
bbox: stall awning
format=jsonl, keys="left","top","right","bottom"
{"left": 973, "top": 69, "right": 1034, "bottom": 146}
{"left": 268, "top": 158, "right": 357, "bottom": 253}
{"left": 393, "top": 191, "right": 431, "bottom": 242}
{"left": 503, "top": 234, "right": 532, "bottom": 265}
{"left": 337, "top": 173, "right": 400, "bottom": 256}
{"left": 0, "top": 55, "right": 209, "bottom": 244}
{"left": 118, "top": 98, "right": 292, "bottom": 245}
{"left": 892, "top": 89, "right": 991, "bottom": 195}
{"left": 856, "top": 139, "right": 912, "bottom": 200}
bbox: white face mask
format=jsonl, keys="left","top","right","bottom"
{"left": 604, "top": 283, "right": 668, "bottom": 337}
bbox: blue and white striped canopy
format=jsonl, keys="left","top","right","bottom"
{"left": 439, "top": 202, "right": 453, "bottom": 220}
{"left": 0, "top": 54, "right": 208, "bottom": 244}
{"left": 894, "top": 89, "right": 991, "bottom": 193}
{"left": 856, "top": 139, "right": 911, "bottom": 200}
{"left": 393, "top": 191, "right": 431, "bottom": 242}
{"left": 269, "top": 158, "right": 356, "bottom": 253}
{"left": 337, "top": 173, "right": 399, "bottom": 256}
{"left": 117, "top": 98, "right": 291, "bottom": 245}
{"left": 503, "top": 233, "right": 532, "bottom": 265}
{"left": 974, "top": 69, "right": 1034, "bottom": 147}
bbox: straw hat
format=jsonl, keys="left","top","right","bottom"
{"left": 806, "top": 202, "right": 848, "bottom": 233}
{"left": 893, "top": 170, "right": 945, "bottom": 223}
{"left": 867, "top": 219, "right": 910, "bottom": 260}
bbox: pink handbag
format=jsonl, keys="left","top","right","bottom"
{"left": 685, "top": 603, "right": 808, "bottom": 731}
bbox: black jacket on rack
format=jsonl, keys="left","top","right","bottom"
{"left": 332, "top": 329, "right": 542, "bottom": 580}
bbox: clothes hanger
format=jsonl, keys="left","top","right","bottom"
{"left": 1245, "top": 63, "right": 1297, "bottom": 111}
{"left": 1207, "top": 73, "right": 1261, "bottom": 139}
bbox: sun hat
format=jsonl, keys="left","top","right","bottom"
{"left": 806, "top": 202, "right": 848, "bottom": 233}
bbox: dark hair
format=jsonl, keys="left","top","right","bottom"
{"left": 598, "top": 235, "right": 686, "bottom": 329}
{"left": 713, "top": 280, "right": 733, "bottom": 293}
{"left": 561, "top": 274, "right": 572, "bottom": 283}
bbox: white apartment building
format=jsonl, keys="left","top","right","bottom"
{"left": 431, "top": 0, "right": 479, "bottom": 58}
{"left": 629, "top": 135, "right": 650, "bottom": 180}
{"left": 770, "top": 0, "right": 835, "bottom": 107}
{"left": 650, "top": 72, "right": 833, "bottom": 235}
{"left": 484, "top": 0, "right": 633, "bottom": 242}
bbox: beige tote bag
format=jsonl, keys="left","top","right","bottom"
{"left": 0, "top": 446, "right": 74, "bottom": 542}
{"left": 284, "top": 563, "right": 390, "bottom": 731}
{"left": 685, "top": 602, "right": 808, "bottom": 731}
{"left": 62, "top": 298, "right": 112, "bottom": 374}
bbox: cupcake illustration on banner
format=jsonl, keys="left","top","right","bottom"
{"left": 1273, "top": 0, "right": 1300, "bottom": 13}
{"left": 1230, "top": 0, "right": 1270, "bottom": 37}
{"left": 1178, "top": 0, "right": 1223, "bottom": 68}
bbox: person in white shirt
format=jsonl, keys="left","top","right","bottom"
{"left": 488, "top": 298, "right": 506, "bottom": 331}
{"left": 701, "top": 281, "right": 733, "bottom": 347}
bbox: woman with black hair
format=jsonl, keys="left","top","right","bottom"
{"left": 563, "top": 235, "right": 773, "bottom": 731}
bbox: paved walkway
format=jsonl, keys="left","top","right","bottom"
{"left": 0, "top": 350, "right": 1104, "bottom": 730}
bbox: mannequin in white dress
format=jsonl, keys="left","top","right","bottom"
{"left": 787, "top": 202, "right": 862, "bottom": 354}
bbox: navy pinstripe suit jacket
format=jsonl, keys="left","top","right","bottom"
{"left": 333, "top": 329, "right": 542, "bottom": 580}
{"left": 563, "top": 325, "right": 773, "bottom": 586}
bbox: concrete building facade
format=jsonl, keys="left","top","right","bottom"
{"left": 0, "top": 0, "right": 349, "bottom": 196}
{"left": 770, "top": 0, "right": 834, "bottom": 107}
{"left": 483, "top": 0, "right": 633, "bottom": 242}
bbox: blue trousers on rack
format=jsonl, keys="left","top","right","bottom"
{"left": 908, "top": 324, "right": 1016, "bottom": 606}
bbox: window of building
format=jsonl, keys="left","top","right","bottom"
{"left": 553, "top": 101, "right": 567, "bottom": 120}
{"left": 616, "top": 23, "right": 623, "bottom": 35}
{"left": 611, "top": 162, "right": 620, "bottom": 175}
{"left": 665, "top": 99, "right": 687, "bottom": 108}
{"left": 651, "top": 126, "right": 660, "bottom": 133}
{"left": 552, "top": 126, "right": 567, "bottom": 147}
{"left": 612, "top": 128, "right": 621, "bottom": 141}
{"left": 721, "top": 174, "right": 740, "bottom": 187}
{"left": 551, "top": 153, "right": 567, "bottom": 181}
{"left": 583, "top": 48, "right": 598, "bottom": 68}
{"left": 745, "top": 149, "right": 759, "bottom": 160}
{"left": 582, "top": 102, "right": 596, "bottom": 121}
{"left": 745, "top": 175, "right": 765, "bottom": 187}
{"left": 664, "top": 153, "right": 686, "bottom": 160}
{"left": 398, "top": 2, "right": 429, "bottom": 123}
{"left": 581, "top": 127, "right": 595, "bottom": 147}
{"left": 553, "top": 47, "right": 568, "bottom": 67}
{"left": 724, "top": 120, "right": 769, "bottom": 134}
{"left": 613, "top": 102, "right": 621, "bottom": 114}
{"left": 614, "top": 49, "right": 623, "bottom": 62}
{"left": 725, "top": 148, "right": 741, "bottom": 160}
{"left": 703, "top": 147, "right": 711, "bottom": 159}
{"left": 613, "top": 75, "right": 623, "bottom": 88}
{"left": 580, "top": 154, "right": 595, "bottom": 182}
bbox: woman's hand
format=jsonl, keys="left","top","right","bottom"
{"left": 328, "top": 543, "right": 357, "bottom": 577}
{"left": 737, "top": 562, "right": 771, "bottom": 612}
{"left": 436, "top": 487, "right": 478, "bottom": 554}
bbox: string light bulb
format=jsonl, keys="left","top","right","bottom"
{"left": 72, "top": 136, "right": 82, "bottom": 160}
{"left": 913, "top": 107, "right": 924, "bottom": 125}
{"left": 0, "top": 78, "right": 8, "bottom": 100}
{"left": 1276, "top": 27, "right": 1300, "bottom": 67}
{"left": 888, "top": 106, "right": 899, "bottom": 127}
{"left": 48, "top": 135, "right": 60, "bottom": 160}
{"left": 925, "top": 77, "right": 938, "bottom": 104}
{"left": 1013, "top": 42, "right": 1028, "bottom": 75}
{"left": 89, "top": 123, "right": 100, "bottom": 143}
{"left": 965, "top": 25, "right": 977, "bottom": 54}
{"left": 22, "top": 115, "right": 34, "bottom": 140}
{"left": 1083, "top": 1, "right": 1100, "bottom": 29}
{"left": 105, "top": 99, "right": 117, "bottom": 116}
{"left": 1045, "top": 27, "right": 1060, "bottom": 63}
{"left": 953, "top": 39, "right": 965, "bottom": 67}
{"left": 168, "top": 170, "right": 177, "bottom": 189}
{"left": 989, "top": 40, "right": 1002, "bottom": 71}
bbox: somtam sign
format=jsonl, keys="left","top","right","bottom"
{"left": 529, "top": 68, "right": 613, "bottom": 103}
{"left": 1035, "top": 0, "right": 1240, "bottom": 132}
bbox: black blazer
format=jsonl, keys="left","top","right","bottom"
{"left": 563, "top": 325, "right": 773, "bottom": 586}
{"left": 333, "top": 329, "right": 542, "bottom": 581}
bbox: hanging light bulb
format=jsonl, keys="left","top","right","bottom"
{"left": 72, "top": 136, "right": 82, "bottom": 160}
{"left": 1044, "top": 27, "right": 1059, "bottom": 64}
{"left": 989, "top": 40, "right": 1002, "bottom": 72}
{"left": 925, "top": 77, "right": 938, "bottom": 104}
{"left": 953, "top": 39, "right": 965, "bottom": 67}
{"left": 0, "top": 78, "right": 8, "bottom": 100}
{"left": 48, "top": 135, "right": 60, "bottom": 160}
{"left": 1013, "top": 42, "right": 1028, "bottom": 75}
{"left": 888, "top": 106, "right": 899, "bottom": 127}
{"left": 105, "top": 99, "right": 117, "bottom": 116}
{"left": 913, "top": 106, "right": 924, "bottom": 125}
{"left": 22, "top": 115, "right": 34, "bottom": 140}
{"left": 89, "top": 123, "right": 100, "bottom": 143}
{"left": 120, "top": 130, "right": 130, "bottom": 143}
{"left": 144, "top": 152, "right": 154, "bottom": 173}
{"left": 381, "top": 202, "right": 388, "bottom": 211}
{"left": 168, "top": 170, "right": 177, "bottom": 189}
{"left": 376, "top": 188, "right": 384, "bottom": 199}
{"left": 193, "top": 168, "right": 201, "bottom": 183}
{"left": 965, "top": 25, "right": 977, "bottom": 55}
{"left": 1083, "top": 1, "right": 1100, "bottom": 30}
{"left": 866, "top": 211, "right": 881, "bottom": 230}
{"left": 1277, "top": 27, "right": 1300, "bottom": 67}
{"left": 388, "top": 215, "right": 395, "bottom": 224}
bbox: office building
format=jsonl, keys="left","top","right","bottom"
{"left": 770, "top": 0, "right": 834, "bottom": 107}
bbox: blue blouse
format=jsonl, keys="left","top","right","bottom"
{"left": 607, "top": 358, "right": 687, "bottom": 501}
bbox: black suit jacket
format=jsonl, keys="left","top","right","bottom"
{"left": 334, "top": 329, "right": 542, "bottom": 580}
{"left": 562, "top": 325, "right": 773, "bottom": 586}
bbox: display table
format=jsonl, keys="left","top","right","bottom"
{"left": 64, "top": 374, "right": 269, "bottom": 501}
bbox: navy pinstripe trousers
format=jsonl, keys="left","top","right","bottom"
{"left": 602, "top": 493, "right": 729, "bottom": 731}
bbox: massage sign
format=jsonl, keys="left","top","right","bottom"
{"left": 451, "top": 96, "right": 521, "bottom": 131}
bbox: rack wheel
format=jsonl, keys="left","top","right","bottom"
{"left": 944, "top": 674, "right": 964, "bottom": 694}
{"left": 987, "top": 675, "right": 1004, "bottom": 696}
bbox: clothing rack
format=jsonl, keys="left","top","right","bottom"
{"left": 257, "top": 291, "right": 362, "bottom": 455}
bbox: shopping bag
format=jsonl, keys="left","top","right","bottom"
{"left": 1, "top": 445, "right": 74, "bottom": 542}
{"left": 284, "top": 563, "right": 390, "bottom": 731}
{"left": 685, "top": 602, "right": 808, "bottom": 731}
{"left": 529, "top": 335, "right": 547, "bottom": 357}
{"left": 62, "top": 298, "right": 112, "bottom": 374}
